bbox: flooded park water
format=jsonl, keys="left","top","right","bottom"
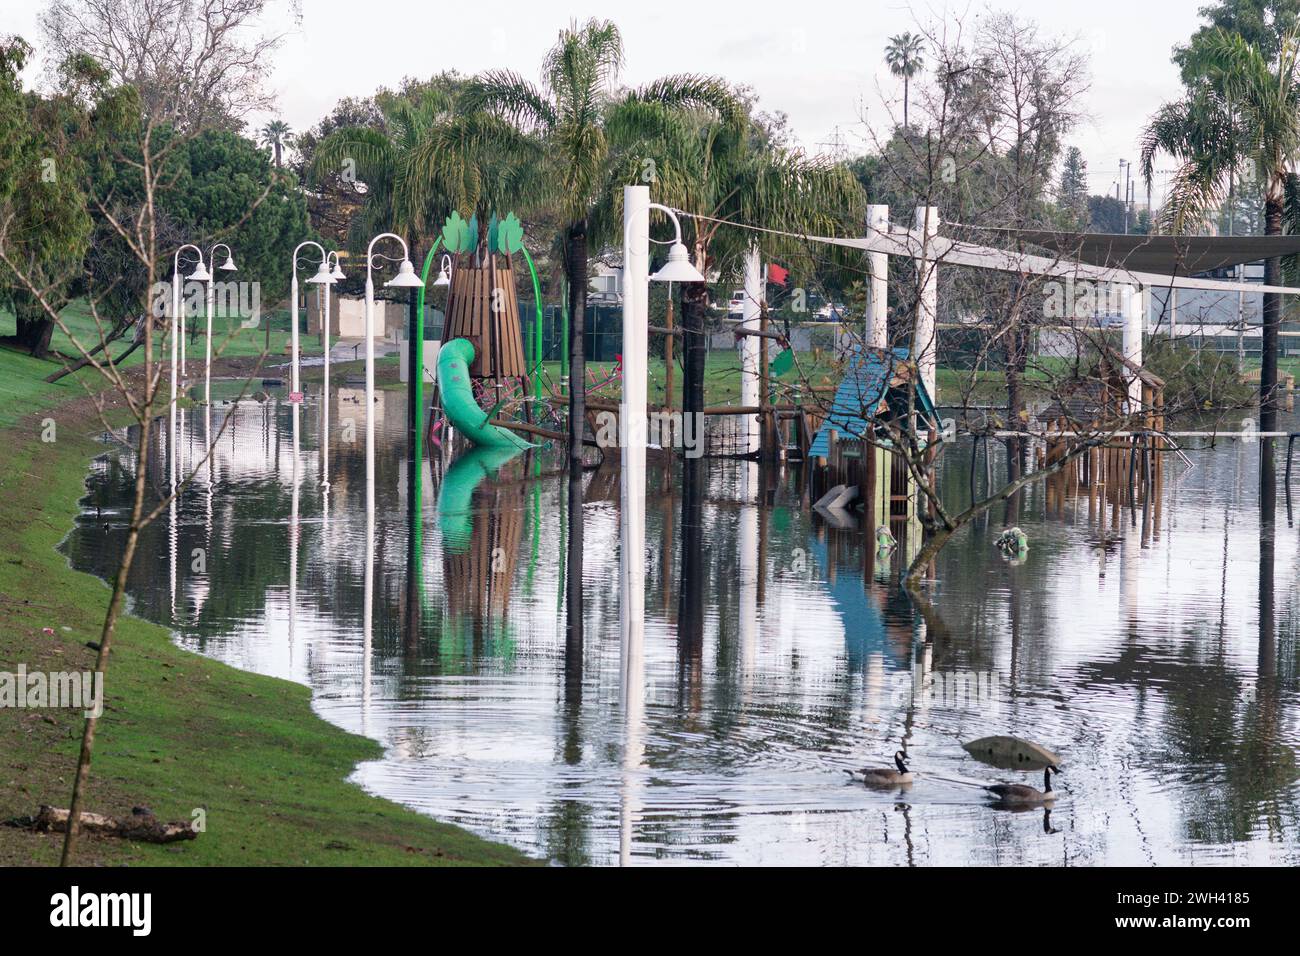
{"left": 62, "top": 379, "right": 1300, "bottom": 865}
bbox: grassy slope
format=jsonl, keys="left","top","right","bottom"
{"left": 0, "top": 347, "right": 76, "bottom": 429}
{"left": 0, "top": 348, "right": 530, "bottom": 866}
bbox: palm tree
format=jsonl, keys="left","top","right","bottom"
{"left": 604, "top": 97, "right": 864, "bottom": 415}
{"left": 885, "top": 33, "right": 926, "bottom": 128}
{"left": 463, "top": 18, "right": 738, "bottom": 463}
{"left": 260, "top": 119, "right": 293, "bottom": 168}
{"left": 1141, "top": 27, "right": 1300, "bottom": 436}
{"left": 310, "top": 83, "right": 542, "bottom": 252}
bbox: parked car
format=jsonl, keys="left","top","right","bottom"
{"left": 728, "top": 290, "right": 745, "bottom": 317}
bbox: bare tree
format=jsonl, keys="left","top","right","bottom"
{"left": 776, "top": 9, "right": 1252, "bottom": 593}
{"left": 1, "top": 6, "right": 288, "bottom": 863}
{"left": 39, "top": 0, "right": 285, "bottom": 128}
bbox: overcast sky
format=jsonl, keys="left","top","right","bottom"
{"left": 2, "top": 0, "right": 1202, "bottom": 205}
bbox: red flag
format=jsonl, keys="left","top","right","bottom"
{"left": 767, "top": 263, "right": 789, "bottom": 286}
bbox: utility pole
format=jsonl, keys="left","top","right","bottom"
{"left": 1120, "top": 159, "right": 1131, "bottom": 233}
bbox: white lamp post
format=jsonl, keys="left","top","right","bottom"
{"left": 202, "top": 244, "right": 237, "bottom": 407}
{"left": 913, "top": 205, "right": 940, "bottom": 401}
{"left": 1122, "top": 283, "right": 1143, "bottom": 412}
{"left": 619, "top": 185, "right": 703, "bottom": 712}
{"left": 171, "top": 244, "right": 207, "bottom": 489}
{"left": 289, "top": 379, "right": 301, "bottom": 666}
{"left": 290, "top": 241, "right": 331, "bottom": 402}
{"left": 362, "top": 233, "right": 422, "bottom": 643}
{"left": 740, "top": 245, "right": 763, "bottom": 456}
{"left": 866, "top": 204, "right": 889, "bottom": 349}
{"left": 320, "top": 251, "right": 345, "bottom": 489}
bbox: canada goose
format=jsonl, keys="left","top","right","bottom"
{"left": 847, "top": 750, "right": 914, "bottom": 786}
{"left": 985, "top": 765, "right": 1059, "bottom": 804}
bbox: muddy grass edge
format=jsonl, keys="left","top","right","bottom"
{"left": 0, "top": 356, "right": 536, "bottom": 867}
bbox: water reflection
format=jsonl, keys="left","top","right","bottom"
{"left": 62, "top": 383, "right": 1300, "bottom": 866}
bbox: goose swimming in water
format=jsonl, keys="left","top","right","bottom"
{"left": 985, "top": 765, "right": 1059, "bottom": 804}
{"left": 847, "top": 750, "right": 914, "bottom": 786}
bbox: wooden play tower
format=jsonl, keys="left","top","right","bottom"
{"left": 437, "top": 211, "right": 529, "bottom": 388}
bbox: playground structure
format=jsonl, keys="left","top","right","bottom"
{"left": 1033, "top": 346, "right": 1168, "bottom": 514}
{"left": 806, "top": 345, "right": 937, "bottom": 543}
{"left": 400, "top": 196, "right": 1300, "bottom": 545}
{"left": 436, "top": 339, "right": 533, "bottom": 450}
{"left": 439, "top": 215, "right": 529, "bottom": 384}
{"left": 405, "top": 198, "right": 1299, "bottom": 549}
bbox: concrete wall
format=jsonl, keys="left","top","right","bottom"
{"left": 306, "top": 293, "right": 397, "bottom": 339}
{"left": 398, "top": 340, "right": 440, "bottom": 384}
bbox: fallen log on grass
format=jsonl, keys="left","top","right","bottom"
{"left": 30, "top": 805, "right": 197, "bottom": 844}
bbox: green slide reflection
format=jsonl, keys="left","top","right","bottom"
{"left": 437, "top": 445, "right": 525, "bottom": 552}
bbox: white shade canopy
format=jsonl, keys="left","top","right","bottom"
{"left": 219, "top": 254, "right": 237, "bottom": 271}
{"left": 652, "top": 242, "right": 704, "bottom": 283}
{"left": 385, "top": 259, "right": 424, "bottom": 288}
{"left": 434, "top": 254, "right": 452, "bottom": 287}
{"left": 187, "top": 261, "right": 212, "bottom": 282}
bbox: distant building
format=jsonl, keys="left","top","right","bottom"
{"left": 589, "top": 262, "right": 621, "bottom": 304}
{"left": 306, "top": 293, "right": 402, "bottom": 340}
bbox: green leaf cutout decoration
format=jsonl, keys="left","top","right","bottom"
{"left": 441, "top": 212, "right": 469, "bottom": 254}
{"left": 497, "top": 212, "right": 524, "bottom": 255}
{"left": 770, "top": 348, "right": 794, "bottom": 377}
{"left": 465, "top": 214, "right": 478, "bottom": 254}
{"left": 486, "top": 214, "right": 500, "bottom": 256}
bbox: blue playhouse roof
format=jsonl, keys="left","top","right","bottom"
{"left": 807, "top": 346, "right": 937, "bottom": 460}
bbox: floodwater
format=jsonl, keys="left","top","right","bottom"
{"left": 63, "top": 379, "right": 1300, "bottom": 865}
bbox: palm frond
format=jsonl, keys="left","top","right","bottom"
{"left": 309, "top": 127, "right": 395, "bottom": 188}
{"left": 463, "top": 70, "right": 557, "bottom": 133}
{"left": 629, "top": 74, "right": 744, "bottom": 126}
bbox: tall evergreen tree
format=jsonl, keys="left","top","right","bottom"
{"left": 1058, "top": 146, "right": 1089, "bottom": 227}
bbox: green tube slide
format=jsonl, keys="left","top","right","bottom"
{"left": 436, "top": 338, "right": 534, "bottom": 450}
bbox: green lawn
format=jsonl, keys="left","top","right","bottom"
{"left": 1, "top": 300, "right": 313, "bottom": 364}
{"left": 0, "top": 302, "right": 320, "bottom": 428}
{"left": 533, "top": 351, "right": 840, "bottom": 407}
{"left": 526, "top": 355, "right": 1007, "bottom": 408}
